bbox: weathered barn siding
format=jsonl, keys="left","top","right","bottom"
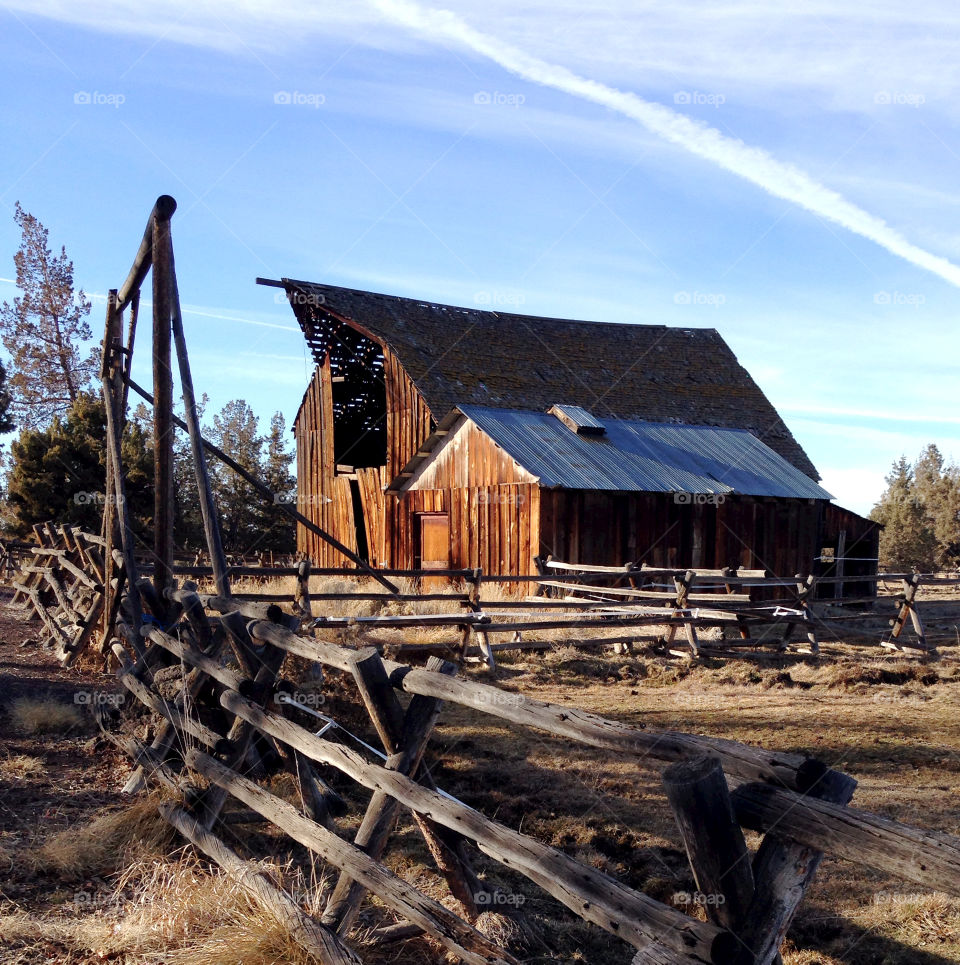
{"left": 295, "top": 350, "right": 433, "bottom": 566}
{"left": 538, "top": 491, "right": 822, "bottom": 575}
{"left": 384, "top": 347, "right": 433, "bottom": 485}
{"left": 356, "top": 466, "right": 386, "bottom": 566}
{"left": 815, "top": 502, "right": 881, "bottom": 598}
{"left": 294, "top": 363, "right": 361, "bottom": 565}
{"left": 397, "top": 417, "right": 539, "bottom": 576}
{"left": 391, "top": 485, "right": 540, "bottom": 576}
{"left": 405, "top": 417, "right": 537, "bottom": 490}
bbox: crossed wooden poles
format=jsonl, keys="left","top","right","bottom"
{"left": 100, "top": 580, "right": 960, "bottom": 965}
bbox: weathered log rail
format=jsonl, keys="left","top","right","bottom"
{"left": 136, "top": 553, "right": 959, "bottom": 663}
{"left": 9, "top": 522, "right": 107, "bottom": 665}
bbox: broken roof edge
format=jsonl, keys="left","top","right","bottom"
{"left": 266, "top": 277, "right": 819, "bottom": 482}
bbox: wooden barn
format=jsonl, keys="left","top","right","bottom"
{"left": 259, "top": 279, "right": 878, "bottom": 582}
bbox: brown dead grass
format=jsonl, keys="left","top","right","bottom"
{"left": 34, "top": 793, "right": 175, "bottom": 879}
{"left": 0, "top": 854, "right": 328, "bottom": 965}
{"left": 7, "top": 583, "right": 960, "bottom": 964}
{"left": 0, "top": 753, "right": 45, "bottom": 780}
{"left": 9, "top": 696, "right": 84, "bottom": 735}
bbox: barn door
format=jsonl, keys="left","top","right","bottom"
{"left": 417, "top": 513, "right": 449, "bottom": 589}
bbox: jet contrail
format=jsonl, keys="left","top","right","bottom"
{"left": 371, "top": 0, "right": 960, "bottom": 289}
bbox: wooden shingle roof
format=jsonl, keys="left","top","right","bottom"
{"left": 279, "top": 279, "right": 819, "bottom": 480}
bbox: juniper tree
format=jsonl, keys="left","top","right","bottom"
{"left": 0, "top": 203, "right": 98, "bottom": 429}
{"left": 260, "top": 411, "right": 296, "bottom": 552}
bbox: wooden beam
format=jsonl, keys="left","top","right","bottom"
{"left": 245, "top": 617, "right": 835, "bottom": 793}
{"left": 116, "top": 195, "right": 176, "bottom": 311}
{"left": 732, "top": 781, "right": 960, "bottom": 895}
{"left": 121, "top": 374, "right": 400, "bottom": 595}
{"left": 151, "top": 211, "right": 175, "bottom": 603}
{"left": 220, "top": 692, "right": 737, "bottom": 962}
{"left": 662, "top": 755, "right": 754, "bottom": 930}
{"left": 732, "top": 769, "right": 857, "bottom": 965}
{"left": 168, "top": 245, "right": 230, "bottom": 597}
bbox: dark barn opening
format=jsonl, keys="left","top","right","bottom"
{"left": 330, "top": 326, "right": 387, "bottom": 471}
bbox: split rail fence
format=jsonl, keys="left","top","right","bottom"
{"left": 90, "top": 577, "right": 960, "bottom": 965}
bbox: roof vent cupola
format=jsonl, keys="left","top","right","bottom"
{"left": 548, "top": 404, "right": 606, "bottom": 436}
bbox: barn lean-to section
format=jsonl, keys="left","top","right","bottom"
{"left": 268, "top": 278, "right": 878, "bottom": 585}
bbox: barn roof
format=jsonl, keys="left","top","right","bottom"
{"left": 393, "top": 405, "right": 833, "bottom": 500}
{"left": 270, "top": 278, "right": 819, "bottom": 480}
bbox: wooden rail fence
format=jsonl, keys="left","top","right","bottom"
{"left": 91, "top": 580, "right": 960, "bottom": 965}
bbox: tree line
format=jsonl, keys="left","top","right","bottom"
{"left": 0, "top": 203, "right": 296, "bottom": 555}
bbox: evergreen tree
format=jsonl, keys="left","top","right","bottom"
{"left": 0, "top": 203, "right": 98, "bottom": 429}
{"left": 209, "top": 399, "right": 265, "bottom": 554}
{"left": 871, "top": 455, "right": 938, "bottom": 571}
{"left": 258, "top": 411, "right": 296, "bottom": 553}
{"left": 0, "top": 359, "right": 14, "bottom": 437}
{"left": 5, "top": 393, "right": 152, "bottom": 537}
{"left": 912, "top": 444, "right": 960, "bottom": 566}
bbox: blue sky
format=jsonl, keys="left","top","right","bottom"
{"left": 1, "top": 1, "right": 959, "bottom": 514}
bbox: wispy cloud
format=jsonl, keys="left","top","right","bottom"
{"left": 371, "top": 0, "right": 960, "bottom": 289}
{"left": 780, "top": 402, "right": 960, "bottom": 427}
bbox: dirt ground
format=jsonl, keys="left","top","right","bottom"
{"left": 2, "top": 584, "right": 960, "bottom": 964}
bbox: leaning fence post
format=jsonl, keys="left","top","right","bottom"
{"left": 464, "top": 568, "right": 495, "bottom": 670}
{"left": 733, "top": 768, "right": 857, "bottom": 964}
{"left": 662, "top": 755, "right": 754, "bottom": 931}
{"left": 887, "top": 573, "right": 928, "bottom": 651}
{"left": 325, "top": 648, "right": 480, "bottom": 932}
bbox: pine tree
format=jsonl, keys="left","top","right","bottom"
{"left": 210, "top": 399, "right": 265, "bottom": 555}
{"left": 0, "top": 359, "right": 14, "bottom": 437}
{"left": 912, "top": 444, "right": 960, "bottom": 566}
{"left": 259, "top": 411, "right": 296, "bottom": 553}
{"left": 5, "top": 394, "right": 152, "bottom": 537}
{"left": 870, "top": 456, "right": 938, "bottom": 571}
{"left": 0, "top": 203, "right": 98, "bottom": 429}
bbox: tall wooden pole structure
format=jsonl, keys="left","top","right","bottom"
{"left": 151, "top": 202, "right": 176, "bottom": 603}
{"left": 168, "top": 244, "right": 230, "bottom": 597}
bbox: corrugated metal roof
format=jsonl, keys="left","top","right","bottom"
{"left": 426, "top": 405, "right": 833, "bottom": 499}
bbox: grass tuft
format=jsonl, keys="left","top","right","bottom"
{"left": 34, "top": 793, "right": 175, "bottom": 879}
{"left": 0, "top": 754, "right": 45, "bottom": 780}
{"left": 8, "top": 697, "right": 84, "bottom": 735}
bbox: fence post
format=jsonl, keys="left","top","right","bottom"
{"left": 732, "top": 768, "right": 857, "bottom": 964}
{"left": 887, "top": 573, "right": 927, "bottom": 651}
{"left": 294, "top": 559, "right": 313, "bottom": 618}
{"left": 325, "top": 648, "right": 481, "bottom": 932}
{"left": 662, "top": 755, "right": 754, "bottom": 930}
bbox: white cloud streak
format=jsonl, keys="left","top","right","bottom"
{"left": 371, "top": 0, "right": 960, "bottom": 289}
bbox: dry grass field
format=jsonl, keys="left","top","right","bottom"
{"left": 2, "top": 583, "right": 960, "bottom": 964}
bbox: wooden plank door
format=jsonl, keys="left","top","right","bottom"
{"left": 418, "top": 513, "right": 449, "bottom": 590}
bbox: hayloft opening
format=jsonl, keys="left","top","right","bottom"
{"left": 328, "top": 326, "right": 387, "bottom": 472}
